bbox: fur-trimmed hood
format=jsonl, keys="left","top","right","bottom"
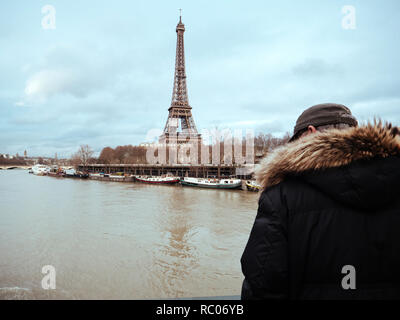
{"left": 256, "top": 122, "right": 400, "bottom": 190}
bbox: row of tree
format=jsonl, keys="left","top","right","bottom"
{"left": 254, "top": 132, "right": 291, "bottom": 155}
{"left": 0, "top": 156, "right": 29, "bottom": 165}
{"left": 98, "top": 145, "right": 148, "bottom": 164}
{"left": 1, "top": 132, "right": 291, "bottom": 167}
{"left": 69, "top": 132, "right": 290, "bottom": 165}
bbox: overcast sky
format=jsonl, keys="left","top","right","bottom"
{"left": 1, "top": 0, "right": 399, "bottom": 157}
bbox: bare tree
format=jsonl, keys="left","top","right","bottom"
{"left": 254, "top": 132, "right": 291, "bottom": 156}
{"left": 73, "top": 144, "right": 94, "bottom": 166}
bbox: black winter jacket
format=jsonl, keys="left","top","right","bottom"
{"left": 241, "top": 123, "right": 400, "bottom": 299}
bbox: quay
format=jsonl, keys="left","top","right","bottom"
{"left": 78, "top": 164, "right": 254, "bottom": 179}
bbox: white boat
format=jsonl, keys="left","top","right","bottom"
{"left": 181, "top": 177, "right": 242, "bottom": 189}
{"left": 64, "top": 169, "right": 89, "bottom": 179}
{"left": 89, "top": 173, "right": 102, "bottom": 177}
{"left": 108, "top": 174, "right": 126, "bottom": 179}
{"left": 134, "top": 175, "right": 180, "bottom": 184}
{"left": 89, "top": 173, "right": 111, "bottom": 178}
{"left": 31, "top": 164, "right": 50, "bottom": 176}
{"left": 64, "top": 168, "right": 77, "bottom": 176}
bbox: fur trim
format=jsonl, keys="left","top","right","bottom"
{"left": 256, "top": 121, "right": 400, "bottom": 190}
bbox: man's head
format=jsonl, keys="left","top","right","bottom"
{"left": 289, "top": 103, "right": 358, "bottom": 142}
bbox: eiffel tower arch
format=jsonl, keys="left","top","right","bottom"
{"left": 159, "top": 15, "right": 202, "bottom": 147}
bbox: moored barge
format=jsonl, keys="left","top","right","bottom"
{"left": 181, "top": 177, "right": 242, "bottom": 189}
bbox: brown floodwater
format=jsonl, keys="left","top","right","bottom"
{"left": 0, "top": 169, "right": 258, "bottom": 299}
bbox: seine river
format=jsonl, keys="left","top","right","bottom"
{"left": 0, "top": 169, "right": 258, "bottom": 299}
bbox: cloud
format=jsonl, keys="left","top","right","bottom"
{"left": 24, "top": 69, "right": 81, "bottom": 101}
{"left": 292, "top": 59, "right": 342, "bottom": 77}
{"left": 14, "top": 101, "right": 25, "bottom": 107}
{"left": 352, "top": 97, "right": 400, "bottom": 123}
{"left": 20, "top": 42, "right": 134, "bottom": 104}
{"left": 2, "top": 0, "right": 400, "bottom": 157}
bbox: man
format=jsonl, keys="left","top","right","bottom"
{"left": 241, "top": 103, "right": 400, "bottom": 299}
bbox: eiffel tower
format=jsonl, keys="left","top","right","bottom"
{"left": 159, "top": 14, "right": 201, "bottom": 145}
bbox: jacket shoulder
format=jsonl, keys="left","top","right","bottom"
{"left": 260, "top": 176, "right": 337, "bottom": 217}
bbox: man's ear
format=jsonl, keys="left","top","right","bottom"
{"left": 307, "top": 125, "right": 317, "bottom": 134}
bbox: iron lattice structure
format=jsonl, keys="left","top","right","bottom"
{"left": 159, "top": 16, "right": 202, "bottom": 145}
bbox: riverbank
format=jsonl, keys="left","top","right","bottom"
{"left": 44, "top": 172, "right": 258, "bottom": 191}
